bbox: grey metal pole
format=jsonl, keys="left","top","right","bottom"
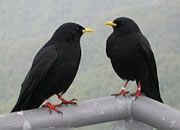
{"left": 132, "top": 96, "right": 180, "bottom": 130}
{"left": 112, "top": 117, "right": 153, "bottom": 130}
{"left": 0, "top": 96, "right": 179, "bottom": 130}
{"left": 0, "top": 96, "right": 130, "bottom": 130}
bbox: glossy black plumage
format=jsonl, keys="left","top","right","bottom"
{"left": 106, "top": 17, "right": 163, "bottom": 103}
{"left": 12, "top": 23, "right": 88, "bottom": 112}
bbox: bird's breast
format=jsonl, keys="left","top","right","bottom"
{"left": 56, "top": 46, "right": 81, "bottom": 77}
{"left": 107, "top": 36, "right": 149, "bottom": 80}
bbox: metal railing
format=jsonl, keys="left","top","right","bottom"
{"left": 0, "top": 96, "right": 180, "bottom": 130}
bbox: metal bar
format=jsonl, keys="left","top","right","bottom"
{"left": 112, "top": 118, "right": 153, "bottom": 130}
{"left": 0, "top": 96, "right": 179, "bottom": 130}
{"left": 132, "top": 96, "right": 180, "bottom": 130}
{"left": 0, "top": 96, "right": 130, "bottom": 130}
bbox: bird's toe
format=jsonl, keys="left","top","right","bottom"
{"left": 111, "top": 90, "right": 129, "bottom": 97}
{"left": 43, "top": 102, "right": 63, "bottom": 115}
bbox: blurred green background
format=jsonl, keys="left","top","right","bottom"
{"left": 0, "top": 0, "right": 179, "bottom": 129}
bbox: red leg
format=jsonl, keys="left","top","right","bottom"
{"left": 111, "top": 80, "right": 129, "bottom": 96}
{"left": 42, "top": 101, "right": 62, "bottom": 114}
{"left": 55, "top": 94, "right": 77, "bottom": 106}
{"left": 131, "top": 81, "right": 142, "bottom": 97}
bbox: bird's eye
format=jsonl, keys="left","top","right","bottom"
{"left": 119, "top": 21, "right": 124, "bottom": 25}
{"left": 114, "top": 21, "right": 125, "bottom": 26}
{"left": 75, "top": 27, "right": 81, "bottom": 31}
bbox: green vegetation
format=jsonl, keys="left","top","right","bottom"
{"left": 0, "top": 0, "right": 179, "bottom": 129}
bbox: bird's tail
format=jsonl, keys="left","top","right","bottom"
{"left": 140, "top": 75, "right": 163, "bottom": 103}
{"left": 11, "top": 92, "right": 44, "bottom": 113}
{"left": 11, "top": 95, "right": 31, "bottom": 112}
{"left": 11, "top": 103, "right": 24, "bottom": 113}
{"left": 11, "top": 105, "right": 19, "bottom": 112}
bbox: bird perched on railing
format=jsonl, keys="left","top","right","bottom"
{"left": 105, "top": 17, "right": 163, "bottom": 103}
{"left": 11, "top": 23, "right": 93, "bottom": 113}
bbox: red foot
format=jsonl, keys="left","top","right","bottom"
{"left": 131, "top": 90, "right": 142, "bottom": 97}
{"left": 131, "top": 81, "right": 142, "bottom": 99}
{"left": 55, "top": 98, "right": 77, "bottom": 106}
{"left": 111, "top": 80, "right": 129, "bottom": 96}
{"left": 56, "top": 94, "right": 77, "bottom": 106}
{"left": 42, "top": 102, "right": 62, "bottom": 114}
{"left": 111, "top": 89, "right": 129, "bottom": 96}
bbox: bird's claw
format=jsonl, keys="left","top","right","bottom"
{"left": 131, "top": 90, "right": 142, "bottom": 99}
{"left": 111, "top": 90, "right": 129, "bottom": 97}
{"left": 56, "top": 98, "right": 78, "bottom": 106}
{"left": 72, "top": 98, "right": 78, "bottom": 101}
{"left": 62, "top": 98, "right": 77, "bottom": 105}
{"left": 43, "top": 102, "right": 63, "bottom": 115}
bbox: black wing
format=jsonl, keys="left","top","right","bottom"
{"left": 137, "top": 33, "right": 159, "bottom": 87}
{"left": 13, "top": 45, "right": 58, "bottom": 110}
{"left": 136, "top": 33, "right": 163, "bottom": 102}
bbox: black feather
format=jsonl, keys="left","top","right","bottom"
{"left": 11, "top": 23, "right": 85, "bottom": 112}
{"left": 106, "top": 17, "right": 163, "bottom": 103}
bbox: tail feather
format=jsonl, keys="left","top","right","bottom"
{"left": 11, "top": 95, "right": 31, "bottom": 112}
{"left": 140, "top": 75, "right": 163, "bottom": 103}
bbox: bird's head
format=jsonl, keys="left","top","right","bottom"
{"left": 51, "top": 22, "right": 93, "bottom": 42}
{"left": 105, "top": 17, "right": 140, "bottom": 35}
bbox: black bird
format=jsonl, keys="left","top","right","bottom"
{"left": 105, "top": 17, "right": 163, "bottom": 103}
{"left": 11, "top": 23, "right": 93, "bottom": 113}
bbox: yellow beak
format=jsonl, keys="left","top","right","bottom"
{"left": 82, "top": 28, "right": 93, "bottom": 33}
{"left": 105, "top": 21, "right": 117, "bottom": 27}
